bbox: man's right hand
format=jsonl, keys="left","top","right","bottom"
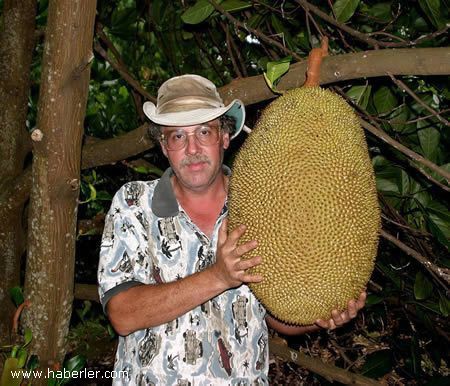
{"left": 210, "top": 218, "right": 263, "bottom": 289}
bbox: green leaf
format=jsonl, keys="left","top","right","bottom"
{"left": 389, "top": 105, "right": 410, "bottom": 133}
{"left": 361, "top": 2, "right": 392, "bottom": 22}
{"left": 439, "top": 295, "right": 450, "bottom": 317}
{"left": 79, "top": 183, "right": 97, "bottom": 204}
{"left": 426, "top": 216, "right": 450, "bottom": 249}
{"left": 265, "top": 56, "right": 291, "bottom": 86}
{"left": 16, "top": 348, "right": 27, "bottom": 368}
{"left": 346, "top": 85, "right": 372, "bottom": 110}
{"left": 95, "top": 191, "right": 113, "bottom": 201}
{"left": 26, "top": 354, "right": 39, "bottom": 371}
{"left": 360, "top": 350, "right": 393, "bottom": 378}
{"left": 399, "top": 170, "right": 410, "bottom": 196}
{"left": 427, "top": 200, "right": 450, "bottom": 224}
{"left": 373, "top": 86, "right": 397, "bottom": 115}
{"left": 64, "top": 355, "right": 86, "bottom": 374}
{"left": 270, "top": 15, "right": 295, "bottom": 49}
{"left": 333, "top": 0, "right": 360, "bottom": 23}
{"left": 221, "top": 0, "right": 252, "bottom": 12}
{"left": 414, "top": 271, "right": 433, "bottom": 300}
{"left": 417, "top": 125, "right": 440, "bottom": 163}
{"left": 1, "top": 357, "right": 22, "bottom": 386}
{"left": 376, "top": 261, "right": 402, "bottom": 289}
{"left": 429, "top": 163, "right": 450, "bottom": 184}
{"left": 23, "top": 328, "right": 32, "bottom": 348}
{"left": 109, "top": 7, "right": 138, "bottom": 38}
{"left": 181, "top": 0, "right": 215, "bottom": 24}
{"left": 366, "top": 294, "right": 384, "bottom": 305}
{"left": 246, "top": 13, "right": 264, "bottom": 29}
{"left": 132, "top": 165, "right": 164, "bottom": 176}
{"left": 8, "top": 287, "right": 24, "bottom": 308}
{"left": 263, "top": 73, "right": 274, "bottom": 93}
{"left": 418, "top": 0, "right": 446, "bottom": 29}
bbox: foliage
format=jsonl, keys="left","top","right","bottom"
{"left": 2, "top": 0, "right": 449, "bottom": 383}
{"left": 0, "top": 289, "right": 86, "bottom": 386}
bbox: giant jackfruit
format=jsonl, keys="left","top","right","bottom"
{"left": 228, "top": 45, "right": 380, "bottom": 325}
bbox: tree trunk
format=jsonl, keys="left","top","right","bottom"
{"left": 22, "top": 0, "right": 97, "bottom": 374}
{"left": 0, "top": 0, "right": 36, "bottom": 346}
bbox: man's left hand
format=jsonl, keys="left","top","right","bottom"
{"left": 314, "top": 291, "right": 367, "bottom": 330}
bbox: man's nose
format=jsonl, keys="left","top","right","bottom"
{"left": 185, "top": 133, "right": 200, "bottom": 155}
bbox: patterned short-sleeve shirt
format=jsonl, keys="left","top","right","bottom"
{"left": 98, "top": 167, "right": 268, "bottom": 385}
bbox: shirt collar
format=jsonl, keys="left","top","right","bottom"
{"left": 152, "top": 165, "right": 231, "bottom": 218}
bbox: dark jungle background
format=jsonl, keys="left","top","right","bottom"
{"left": 0, "top": 0, "right": 449, "bottom": 385}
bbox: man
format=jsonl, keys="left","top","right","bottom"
{"left": 98, "top": 74, "right": 366, "bottom": 385}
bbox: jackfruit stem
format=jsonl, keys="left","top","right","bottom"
{"left": 303, "top": 37, "right": 328, "bottom": 87}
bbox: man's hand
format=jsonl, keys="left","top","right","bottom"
{"left": 314, "top": 291, "right": 367, "bottom": 330}
{"left": 210, "top": 218, "right": 263, "bottom": 289}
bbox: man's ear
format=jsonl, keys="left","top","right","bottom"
{"left": 160, "top": 141, "right": 168, "bottom": 157}
{"left": 222, "top": 132, "right": 230, "bottom": 150}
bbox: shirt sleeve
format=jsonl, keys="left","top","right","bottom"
{"left": 97, "top": 182, "right": 153, "bottom": 312}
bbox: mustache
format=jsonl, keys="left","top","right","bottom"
{"left": 181, "top": 154, "right": 211, "bottom": 167}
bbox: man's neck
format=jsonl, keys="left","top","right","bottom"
{"left": 172, "top": 173, "right": 228, "bottom": 237}
{"left": 172, "top": 173, "right": 228, "bottom": 204}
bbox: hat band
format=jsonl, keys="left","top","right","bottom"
{"left": 158, "top": 96, "right": 224, "bottom": 114}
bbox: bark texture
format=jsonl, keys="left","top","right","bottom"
{"left": 22, "top": 0, "right": 97, "bottom": 371}
{"left": 220, "top": 47, "right": 450, "bottom": 105}
{"left": 0, "top": 0, "right": 36, "bottom": 345}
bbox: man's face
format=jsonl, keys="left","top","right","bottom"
{"left": 160, "top": 119, "right": 230, "bottom": 192}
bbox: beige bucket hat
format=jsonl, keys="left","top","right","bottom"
{"left": 143, "top": 74, "right": 245, "bottom": 139}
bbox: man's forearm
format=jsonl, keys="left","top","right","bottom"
{"left": 107, "top": 267, "right": 228, "bottom": 336}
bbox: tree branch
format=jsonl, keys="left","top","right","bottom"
{"left": 0, "top": 124, "right": 155, "bottom": 213}
{"left": 295, "top": 0, "right": 449, "bottom": 49}
{"left": 381, "top": 229, "right": 450, "bottom": 288}
{"left": 74, "top": 283, "right": 100, "bottom": 303}
{"left": 332, "top": 85, "right": 450, "bottom": 186}
{"left": 209, "top": 0, "right": 303, "bottom": 61}
{"left": 269, "top": 336, "right": 383, "bottom": 385}
{"left": 1, "top": 48, "right": 449, "bottom": 211}
{"left": 81, "top": 123, "right": 154, "bottom": 169}
{"left": 219, "top": 47, "right": 450, "bottom": 104}
{"left": 192, "top": 32, "right": 226, "bottom": 83}
{"left": 360, "top": 119, "right": 450, "bottom": 184}
{"left": 221, "top": 22, "right": 244, "bottom": 78}
{"left": 295, "top": 0, "right": 382, "bottom": 48}
{"left": 387, "top": 72, "right": 449, "bottom": 126}
{"left": 93, "top": 42, "right": 155, "bottom": 103}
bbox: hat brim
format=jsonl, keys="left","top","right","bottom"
{"left": 143, "top": 99, "right": 245, "bottom": 139}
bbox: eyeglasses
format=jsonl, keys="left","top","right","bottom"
{"left": 161, "top": 125, "right": 221, "bottom": 151}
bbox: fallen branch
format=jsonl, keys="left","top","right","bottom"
{"left": 269, "top": 336, "right": 383, "bottom": 385}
